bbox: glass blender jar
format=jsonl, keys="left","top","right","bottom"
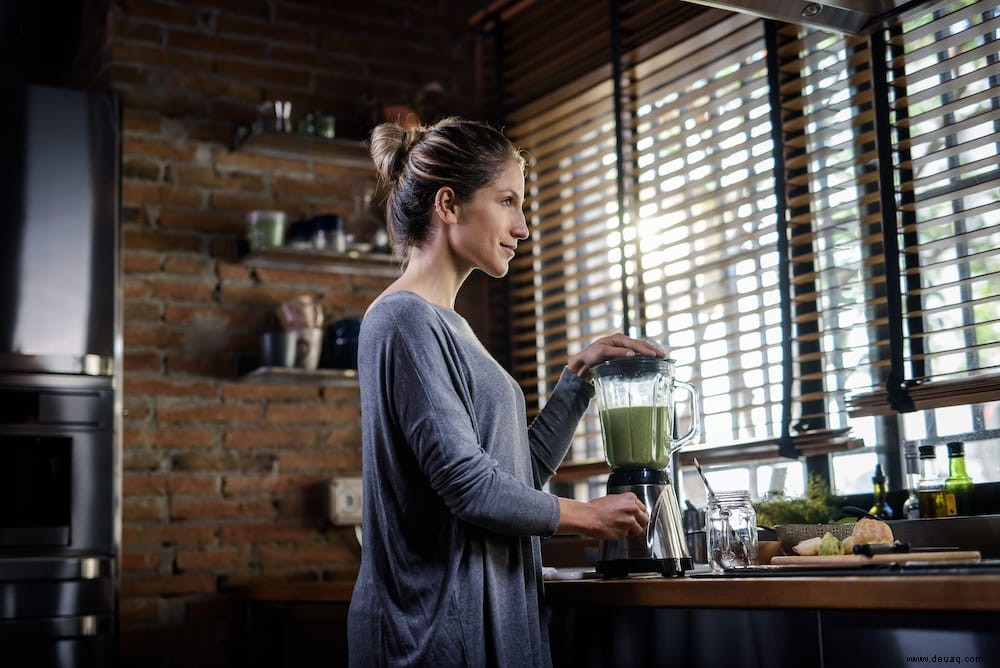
{"left": 591, "top": 357, "right": 699, "bottom": 578}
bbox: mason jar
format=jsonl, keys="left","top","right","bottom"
{"left": 705, "top": 490, "right": 758, "bottom": 573}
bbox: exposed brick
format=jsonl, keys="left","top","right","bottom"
{"left": 171, "top": 452, "right": 240, "bottom": 473}
{"left": 153, "top": 427, "right": 218, "bottom": 449}
{"left": 220, "top": 283, "right": 321, "bottom": 306}
{"left": 122, "top": 180, "right": 204, "bottom": 208}
{"left": 215, "top": 58, "right": 310, "bottom": 88}
{"left": 257, "top": 542, "right": 356, "bottom": 568}
{"left": 122, "top": 252, "right": 162, "bottom": 274}
{"left": 123, "top": 228, "right": 202, "bottom": 253}
{"left": 320, "top": 385, "right": 361, "bottom": 402}
{"left": 121, "top": 550, "right": 161, "bottom": 572}
{"left": 167, "top": 28, "right": 269, "bottom": 60}
{"left": 152, "top": 277, "right": 216, "bottom": 302}
{"left": 112, "top": 43, "right": 167, "bottom": 67}
{"left": 169, "top": 496, "right": 275, "bottom": 520}
{"left": 124, "top": 300, "right": 164, "bottom": 323}
{"left": 216, "top": 14, "right": 313, "bottom": 45}
{"left": 166, "top": 352, "right": 239, "bottom": 377}
{"left": 121, "top": 574, "right": 218, "bottom": 598}
{"left": 172, "top": 451, "right": 274, "bottom": 473}
{"left": 218, "top": 523, "right": 318, "bottom": 544}
{"left": 165, "top": 304, "right": 258, "bottom": 329}
{"left": 222, "top": 473, "right": 320, "bottom": 494}
{"left": 157, "top": 402, "right": 259, "bottom": 424}
{"left": 265, "top": 403, "right": 357, "bottom": 425}
{"left": 176, "top": 546, "right": 248, "bottom": 570}
{"left": 162, "top": 254, "right": 214, "bottom": 275}
{"left": 123, "top": 473, "right": 169, "bottom": 495}
{"left": 208, "top": 190, "right": 276, "bottom": 213}
{"left": 167, "top": 475, "right": 221, "bottom": 495}
{"left": 122, "top": 158, "right": 162, "bottom": 181}
{"left": 122, "top": 448, "right": 163, "bottom": 472}
{"left": 126, "top": 375, "right": 218, "bottom": 398}
{"left": 124, "top": 325, "right": 187, "bottom": 348}
{"left": 123, "top": 523, "right": 218, "bottom": 547}
{"left": 158, "top": 208, "right": 244, "bottom": 233}
{"left": 123, "top": 276, "right": 155, "bottom": 299}
{"left": 277, "top": 450, "right": 355, "bottom": 472}
{"left": 124, "top": 350, "right": 164, "bottom": 373}
{"left": 168, "top": 165, "right": 265, "bottom": 191}
{"left": 224, "top": 427, "right": 320, "bottom": 449}
{"left": 124, "top": 496, "right": 166, "bottom": 522}
{"left": 123, "top": 136, "right": 199, "bottom": 163}
{"left": 216, "top": 261, "right": 254, "bottom": 281}
{"left": 119, "top": 0, "right": 196, "bottom": 27}
{"left": 221, "top": 382, "right": 318, "bottom": 401}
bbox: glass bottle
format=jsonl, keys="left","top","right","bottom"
{"left": 705, "top": 490, "right": 758, "bottom": 574}
{"left": 902, "top": 443, "right": 920, "bottom": 520}
{"left": 916, "top": 445, "right": 946, "bottom": 519}
{"left": 868, "top": 462, "right": 893, "bottom": 519}
{"left": 944, "top": 441, "right": 974, "bottom": 516}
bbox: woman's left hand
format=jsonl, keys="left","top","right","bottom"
{"left": 567, "top": 334, "right": 665, "bottom": 379}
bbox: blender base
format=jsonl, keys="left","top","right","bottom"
{"left": 596, "top": 557, "right": 693, "bottom": 579}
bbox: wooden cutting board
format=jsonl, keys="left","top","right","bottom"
{"left": 771, "top": 550, "right": 981, "bottom": 567}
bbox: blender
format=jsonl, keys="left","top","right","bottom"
{"left": 591, "top": 357, "right": 699, "bottom": 578}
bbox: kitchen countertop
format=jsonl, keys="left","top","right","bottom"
{"left": 542, "top": 569, "right": 1000, "bottom": 612}
{"left": 234, "top": 566, "right": 1000, "bottom": 613}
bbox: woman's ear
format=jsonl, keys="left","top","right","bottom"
{"left": 434, "top": 187, "right": 459, "bottom": 225}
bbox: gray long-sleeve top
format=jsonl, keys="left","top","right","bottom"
{"left": 347, "top": 291, "right": 594, "bottom": 667}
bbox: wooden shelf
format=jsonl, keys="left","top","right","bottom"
{"left": 242, "top": 246, "right": 402, "bottom": 278}
{"left": 240, "top": 366, "right": 359, "bottom": 386}
{"left": 232, "top": 128, "right": 372, "bottom": 168}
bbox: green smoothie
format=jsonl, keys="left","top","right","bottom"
{"left": 599, "top": 405, "right": 672, "bottom": 469}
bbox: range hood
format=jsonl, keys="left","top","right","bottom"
{"left": 682, "top": 0, "right": 935, "bottom": 35}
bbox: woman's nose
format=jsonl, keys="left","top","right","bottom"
{"left": 514, "top": 211, "right": 529, "bottom": 240}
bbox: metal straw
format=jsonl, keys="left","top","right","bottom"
{"left": 692, "top": 457, "right": 716, "bottom": 502}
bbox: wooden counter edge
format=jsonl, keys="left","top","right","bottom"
{"left": 543, "top": 574, "right": 1000, "bottom": 612}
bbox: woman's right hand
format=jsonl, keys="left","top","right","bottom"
{"left": 557, "top": 492, "right": 650, "bottom": 540}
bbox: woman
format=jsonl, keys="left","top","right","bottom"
{"left": 347, "top": 117, "right": 661, "bottom": 667}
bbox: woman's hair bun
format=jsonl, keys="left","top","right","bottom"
{"left": 370, "top": 122, "right": 426, "bottom": 184}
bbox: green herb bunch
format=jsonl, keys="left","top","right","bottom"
{"left": 754, "top": 475, "right": 845, "bottom": 528}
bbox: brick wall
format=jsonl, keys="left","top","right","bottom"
{"left": 105, "top": 1, "right": 483, "bottom": 665}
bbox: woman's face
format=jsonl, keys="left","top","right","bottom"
{"left": 447, "top": 159, "right": 529, "bottom": 278}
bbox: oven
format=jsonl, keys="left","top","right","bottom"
{"left": 0, "top": 372, "right": 117, "bottom": 667}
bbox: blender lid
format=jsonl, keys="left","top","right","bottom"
{"left": 592, "top": 356, "right": 675, "bottom": 378}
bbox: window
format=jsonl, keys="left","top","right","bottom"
{"left": 477, "top": 0, "right": 1000, "bottom": 501}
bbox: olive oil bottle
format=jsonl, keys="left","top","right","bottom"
{"left": 903, "top": 443, "right": 921, "bottom": 519}
{"left": 868, "top": 462, "right": 893, "bottom": 519}
{"left": 944, "top": 441, "right": 974, "bottom": 516}
{"left": 916, "top": 445, "right": 946, "bottom": 519}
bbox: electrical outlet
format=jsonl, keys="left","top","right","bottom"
{"left": 327, "top": 477, "right": 364, "bottom": 525}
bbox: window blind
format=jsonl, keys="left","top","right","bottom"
{"left": 630, "top": 16, "right": 783, "bottom": 447}
{"left": 847, "top": 0, "right": 1000, "bottom": 415}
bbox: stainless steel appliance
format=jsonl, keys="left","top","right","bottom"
{"left": 0, "top": 83, "right": 120, "bottom": 667}
{"left": 591, "top": 358, "right": 699, "bottom": 578}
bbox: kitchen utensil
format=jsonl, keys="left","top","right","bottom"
{"left": 591, "top": 356, "right": 700, "bottom": 578}
{"left": 692, "top": 457, "right": 716, "bottom": 502}
{"left": 277, "top": 296, "right": 322, "bottom": 331}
